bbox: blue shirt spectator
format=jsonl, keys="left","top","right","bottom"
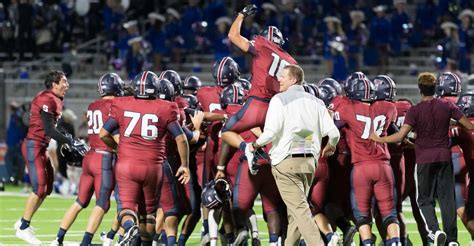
{"left": 391, "top": 1, "right": 411, "bottom": 55}
{"left": 102, "top": 4, "right": 125, "bottom": 40}
{"left": 369, "top": 9, "right": 391, "bottom": 45}
{"left": 181, "top": 3, "right": 203, "bottom": 50}
{"left": 414, "top": 0, "right": 437, "bottom": 38}
{"left": 203, "top": 0, "right": 227, "bottom": 28}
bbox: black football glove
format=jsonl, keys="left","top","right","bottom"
{"left": 64, "top": 133, "right": 89, "bottom": 156}
{"left": 239, "top": 4, "right": 257, "bottom": 18}
{"left": 70, "top": 139, "right": 89, "bottom": 156}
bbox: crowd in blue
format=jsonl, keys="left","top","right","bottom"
{"left": 0, "top": 0, "right": 474, "bottom": 80}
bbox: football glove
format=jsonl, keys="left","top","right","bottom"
{"left": 239, "top": 4, "right": 257, "bottom": 18}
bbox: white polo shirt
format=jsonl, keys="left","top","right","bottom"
{"left": 255, "top": 85, "right": 340, "bottom": 165}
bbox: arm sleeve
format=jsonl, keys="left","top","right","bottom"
{"left": 103, "top": 118, "right": 119, "bottom": 133}
{"left": 41, "top": 111, "right": 70, "bottom": 145}
{"left": 387, "top": 122, "right": 400, "bottom": 135}
{"left": 182, "top": 126, "right": 194, "bottom": 141}
{"left": 334, "top": 120, "right": 347, "bottom": 129}
{"left": 167, "top": 121, "right": 185, "bottom": 138}
{"left": 255, "top": 97, "right": 284, "bottom": 146}
{"left": 247, "top": 38, "right": 259, "bottom": 56}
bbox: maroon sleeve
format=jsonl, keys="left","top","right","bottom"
{"left": 450, "top": 102, "right": 464, "bottom": 121}
{"left": 109, "top": 99, "right": 120, "bottom": 120}
{"left": 404, "top": 106, "right": 417, "bottom": 127}
{"left": 248, "top": 36, "right": 264, "bottom": 56}
{"left": 38, "top": 94, "right": 57, "bottom": 115}
{"left": 167, "top": 102, "right": 179, "bottom": 125}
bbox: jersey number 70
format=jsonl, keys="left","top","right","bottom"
{"left": 356, "top": 115, "right": 386, "bottom": 139}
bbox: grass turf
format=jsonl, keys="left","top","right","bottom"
{"left": 0, "top": 184, "right": 472, "bottom": 245}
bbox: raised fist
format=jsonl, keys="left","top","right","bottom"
{"left": 239, "top": 4, "right": 257, "bottom": 18}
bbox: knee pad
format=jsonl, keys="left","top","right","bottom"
{"left": 355, "top": 216, "right": 372, "bottom": 229}
{"left": 382, "top": 215, "right": 399, "bottom": 229}
{"left": 118, "top": 209, "right": 138, "bottom": 224}
{"left": 146, "top": 214, "right": 156, "bottom": 225}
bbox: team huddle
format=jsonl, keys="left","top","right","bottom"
{"left": 11, "top": 4, "right": 474, "bottom": 246}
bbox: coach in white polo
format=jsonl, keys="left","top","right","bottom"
{"left": 246, "top": 64, "right": 340, "bottom": 245}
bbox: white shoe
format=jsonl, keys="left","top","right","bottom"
{"left": 234, "top": 228, "right": 249, "bottom": 245}
{"left": 16, "top": 226, "right": 41, "bottom": 245}
{"left": 448, "top": 242, "right": 459, "bottom": 246}
{"left": 328, "top": 233, "right": 341, "bottom": 246}
{"left": 434, "top": 231, "right": 447, "bottom": 246}
{"left": 50, "top": 238, "right": 60, "bottom": 246}
{"left": 200, "top": 233, "right": 210, "bottom": 246}
{"left": 103, "top": 238, "right": 114, "bottom": 246}
{"left": 119, "top": 225, "right": 138, "bottom": 246}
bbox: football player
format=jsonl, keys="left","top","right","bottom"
{"left": 436, "top": 72, "right": 471, "bottom": 237}
{"left": 215, "top": 84, "right": 284, "bottom": 246}
{"left": 221, "top": 4, "right": 297, "bottom": 167}
{"left": 196, "top": 56, "right": 239, "bottom": 242}
{"left": 326, "top": 75, "right": 360, "bottom": 246}
{"left": 52, "top": 73, "right": 123, "bottom": 245}
{"left": 183, "top": 75, "right": 202, "bottom": 95}
{"left": 373, "top": 75, "right": 410, "bottom": 245}
{"left": 154, "top": 78, "right": 203, "bottom": 246}
{"left": 99, "top": 71, "right": 191, "bottom": 245}
{"left": 15, "top": 71, "right": 88, "bottom": 244}
{"left": 333, "top": 78, "right": 400, "bottom": 245}
{"left": 453, "top": 93, "right": 474, "bottom": 242}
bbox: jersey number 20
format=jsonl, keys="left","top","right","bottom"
{"left": 87, "top": 110, "right": 103, "bottom": 134}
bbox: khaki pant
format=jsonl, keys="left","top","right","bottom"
{"left": 272, "top": 157, "right": 323, "bottom": 246}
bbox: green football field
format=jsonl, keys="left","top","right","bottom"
{"left": 0, "top": 185, "right": 472, "bottom": 245}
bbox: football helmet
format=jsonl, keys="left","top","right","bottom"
{"left": 201, "top": 179, "right": 232, "bottom": 209}
{"left": 183, "top": 75, "right": 202, "bottom": 93}
{"left": 302, "top": 83, "right": 320, "bottom": 97}
{"left": 98, "top": 73, "right": 124, "bottom": 97}
{"left": 436, "top": 72, "right": 462, "bottom": 97}
{"left": 212, "top": 56, "right": 240, "bottom": 86}
{"left": 259, "top": 26, "right": 285, "bottom": 46}
{"left": 159, "top": 70, "right": 183, "bottom": 96}
{"left": 346, "top": 78, "right": 375, "bottom": 102}
{"left": 317, "top": 78, "right": 342, "bottom": 95}
{"left": 132, "top": 71, "right": 160, "bottom": 99}
{"left": 60, "top": 133, "right": 89, "bottom": 167}
{"left": 319, "top": 85, "right": 338, "bottom": 106}
{"left": 157, "top": 78, "right": 175, "bottom": 101}
{"left": 344, "top": 71, "right": 367, "bottom": 93}
{"left": 220, "top": 84, "right": 245, "bottom": 108}
{"left": 235, "top": 77, "right": 252, "bottom": 91}
{"left": 457, "top": 92, "right": 474, "bottom": 116}
{"left": 373, "top": 75, "right": 397, "bottom": 101}
{"left": 181, "top": 94, "right": 200, "bottom": 110}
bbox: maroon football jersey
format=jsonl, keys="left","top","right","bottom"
{"left": 329, "top": 96, "right": 351, "bottom": 153}
{"left": 196, "top": 86, "right": 223, "bottom": 112}
{"left": 110, "top": 97, "right": 179, "bottom": 162}
{"left": 336, "top": 100, "right": 397, "bottom": 164}
{"left": 387, "top": 100, "right": 412, "bottom": 155}
{"left": 26, "top": 90, "right": 64, "bottom": 143}
{"left": 87, "top": 98, "right": 114, "bottom": 151}
{"left": 249, "top": 36, "right": 297, "bottom": 99}
{"left": 175, "top": 96, "right": 189, "bottom": 110}
{"left": 439, "top": 97, "right": 465, "bottom": 155}
{"left": 452, "top": 118, "right": 474, "bottom": 164}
